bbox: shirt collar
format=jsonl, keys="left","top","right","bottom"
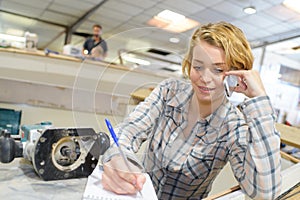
{"left": 165, "top": 79, "right": 194, "bottom": 109}
{"left": 208, "top": 98, "right": 232, "bottom": 130}
{"left": 164, "top": 79, "right": 233, "bottom": 132}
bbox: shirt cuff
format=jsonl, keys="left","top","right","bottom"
{"left": 239, "top": 96, "right": 274, "bottom": 119}
{"left": 101, "top": 146, "right": 144, "bottom": 170}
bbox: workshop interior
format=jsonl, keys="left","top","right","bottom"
{"left": 1, "top": 0, "right": 300, "bottom": 199}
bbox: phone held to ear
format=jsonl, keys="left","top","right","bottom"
{"left": 223, "top": 75, "right": 238, "bottom": 97}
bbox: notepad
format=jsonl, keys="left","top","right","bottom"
{"left": 82, "top": 166, "right": 158, "bottom": 200}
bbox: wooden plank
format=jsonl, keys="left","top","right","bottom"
{"left": 276, "top": 123, "right": 300, "bottom": 149}
{"left": 279, "top": 163, "right": 300, "bottom": 199}
{"left": 280, "top": 183, "right": 300, "bottom": 200}
{"left": 280, "top": 151, "right": 300, "bottom": 164}
{"left": 205, "top": 163, "right": 300, "bottom": 200}
{"left": 130, "top": 88, "right": 153, "bottom": 102}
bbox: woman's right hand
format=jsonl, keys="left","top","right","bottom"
{"left": 102, "top": 156, "right": 146, "bottom": 195}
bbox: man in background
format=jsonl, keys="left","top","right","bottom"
{"left": 82, "top": 24, "right": 108, "bottom": 60}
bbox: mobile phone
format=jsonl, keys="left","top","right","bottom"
{"left": 223, "top": 75, "right": 238, "bottom": 97}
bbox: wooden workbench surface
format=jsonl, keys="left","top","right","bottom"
{"left": 276, "top": 123, "right": 300, "bottom": 149}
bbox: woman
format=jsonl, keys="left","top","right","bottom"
{"left": 101, "top": 21, "right": 281, "bottom": 199}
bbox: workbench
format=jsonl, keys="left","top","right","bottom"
{"left": 0, "top": 158, "right": 87, "bottom": 200}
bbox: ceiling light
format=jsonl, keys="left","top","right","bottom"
{"left": 169, "top": 37, "right": 180, "bottom": 43}
{"left": 292, "top": 45, "right": 300, "bottom": 50}
{"left": 122, "top": 55, "right": 151, "bottom": 66}
{"left": 147, "top": 10, "right": 200, "bottom": 33}
{"left": 283, "top": 0, "right": 300, "bottom": 13}
{"left": 157, "top": 10, "right": 185, "bottom": 23}
{"left": 243, "top": 6, "right": 256, "bottom": 14}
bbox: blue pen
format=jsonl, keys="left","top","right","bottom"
{"left": 104, "top": 118, "right": 143, "bottom": 197}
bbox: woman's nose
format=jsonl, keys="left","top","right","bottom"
{"left": 199, "top": 69, "right": 213, "bottom": 82}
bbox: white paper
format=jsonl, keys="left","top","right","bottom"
{"left": 82, "top": 167, "right": 158, "bottom": 200}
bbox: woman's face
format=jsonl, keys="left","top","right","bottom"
{"left": 190, "top": 40, "right": 226, "bottom": 105}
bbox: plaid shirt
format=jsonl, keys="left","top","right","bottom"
{"left": 102, "top": 78, "right": 281, "bottom": 200}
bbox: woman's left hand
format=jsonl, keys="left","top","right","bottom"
{"left": 225, "top": 70, "right": 267, "bottom": 98}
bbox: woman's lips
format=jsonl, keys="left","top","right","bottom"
{"left": 198, "top": 86, "right": 214, "bottom": 94}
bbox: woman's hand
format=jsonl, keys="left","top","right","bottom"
{"left": 225, "top": 70, "right": 267, "bottom": 98}
{"left": 102, "top": 156, "right": 146, "bottom": 195}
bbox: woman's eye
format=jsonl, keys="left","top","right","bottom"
{"left": 193, "top": 66, "right": 203, "bottom": 71}
{"left": 213, "top": 68, "right": 224, "bottom": 73}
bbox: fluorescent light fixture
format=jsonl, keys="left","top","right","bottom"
{"left": 283, "top": 0, "right": 300, "bottom": 13}
{"left": 276, "top": 48, "right": 300, "bottom": 54}
{"left": 292, "top": 45, "right": 300, "bottom": 50}
{"left": 0, "top": 33, "right": 26, "bottom": 42}
{"left": 147, "top": 9, "right": 200, "bottom": 33}
{"left": 169, "top": 37, "right": 180, "bottom": 43}
{"left": 243, "top": 6, "right": 256, "bottom": 14}
{"left": 122, "top": 55, "right": 151, "bottom": 66}
{"left": 157, "top": 10, "right": 185, "bottom": 23}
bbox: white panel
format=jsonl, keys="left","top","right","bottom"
{"left": 1, "top": 1, "right": 44, "bottom": 18}
{"left": 241, "top": 13, "right": 277, "bottom": 29}
{"left": 101, "top": 0, "right": 145, "bottom": 16}
{"left": 231, "top": 20, "right": 258, "bottom": 35}
{"left": 128, "top": 13, "right": 152, "bottom": 24}
{"left": 251, "top": 28, "right": 273, "bottom": 39}
{"left": 191, "top": 0, "right": 224, "bottom": 7}
{"left": 264, "top": 0, "right": 287, "bottom": 6}
{"left": 0, "top": 12, "right": 36, "bottom": 29}
{"left": 48, "top": 3, "right": 86, "bottom": 17}
{"left": 160, "top": 0, "right": 205, "bottom": 15}
{"left": 228, "top": 0, "right": 273, "bottom": 12}
{"left": 40, "top": 11, "right": 77, "bottom": 26}
{"left": 211, "top": 0, "right": 247, "bottom": 18}
{"left": 267, "top": 22, "right": 299, "bottom": 35}
{"left": 53, "top": 0, "right": 96, "bottom": 10}
{"left": 88, "top": 14, "right": 123, "bottom": 29}
{"left": 143, "top": 6, "right": 167, "bottom": 17}
{"left": 264, "top": 4, "right": 300, "bottom": 21}
{"left": 93, "top": 8, "right": 132, "bottom": 22}
{"left": 119, "top": 0, "right": 159, "bottom": 9}
{"left": 83, "top": 0, "right": 104, "bottom": 5}
{"left": 45, "top": 33, "right": 65, "bottom": 52}
{"left": 288, "top": 11, "right": 300, "bottom": 28}
{"left": 192, "top": 8, "right": 235, "bottom": 23}
{"left": 1, "top": 0, "right": 52, "bottom": 9}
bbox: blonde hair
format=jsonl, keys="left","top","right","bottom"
{"left": 182, "top": 21, "right": 254, "bottom": 77}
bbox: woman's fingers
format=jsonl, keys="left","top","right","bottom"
{"left": 102, "top": 172, "right": 137, "bottom": 195}
{"left": 225, "top": 70, "right": 266, "bottom": 98}
{"left": 235, "top": 76, "right": 247, "bottom": 91}
{"left": 136, "top": 174, "right": 147, "bottom": 191}
{"left": 102, "top": 156, "right": 146, "bottom": 195}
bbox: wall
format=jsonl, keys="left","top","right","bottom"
{"left": 0, "top": 102, "right": 123, "bottom": 135}
{"left": 260, "top": 51, "right": 300, "bottom": 126}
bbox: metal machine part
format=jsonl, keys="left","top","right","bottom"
{"left": 0, "top": 128, "right": 110, "bottom": 181}
{"left": 0, "top": 130, "right": 22, "bottom": 163}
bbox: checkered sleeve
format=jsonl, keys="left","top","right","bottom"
{"left": 102, "top": 78, "right": 172, "bottom": 164}
{"left": 228, "top": 96, "right": 282, "bottom": 199}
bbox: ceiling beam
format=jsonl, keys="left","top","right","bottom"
{"left": 0, "top": 9, "right": 67, "bottom": 28}
{"left": 251, "top": 28, "right": 300, "bottom": 49}
{"left": 64, "top": 0, "right": 109, "bottom": 44}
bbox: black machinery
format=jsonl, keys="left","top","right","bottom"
{"left": 0, "top": 127, "right": 110, "bottom": 181}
